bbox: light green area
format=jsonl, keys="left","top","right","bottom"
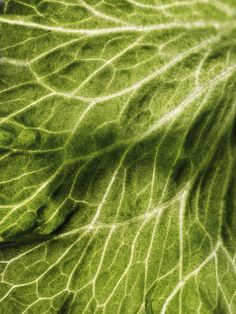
{"left": 0, "top": 0, "right": 236, "bottom": 313}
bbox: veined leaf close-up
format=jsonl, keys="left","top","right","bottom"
{"left": 0, "top": 0, "right": 236, "bottom": 313}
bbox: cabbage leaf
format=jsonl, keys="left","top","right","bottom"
{"left": 0, "top": 0, "right": 236, "bottom": 313}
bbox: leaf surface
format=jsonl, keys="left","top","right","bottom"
{"left": 0, "top": 0, "right": 236, "bottom": 313}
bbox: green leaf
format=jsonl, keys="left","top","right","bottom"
{"left": 0, "top": 0, "right": 236, "bottom": 313}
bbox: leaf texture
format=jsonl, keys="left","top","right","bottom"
{"left": 0, "top": 0, "right": 236, "bottom": 313}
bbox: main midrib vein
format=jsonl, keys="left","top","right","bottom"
{"left": 0, "top": 17, "right": 234, "bottom": 35}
